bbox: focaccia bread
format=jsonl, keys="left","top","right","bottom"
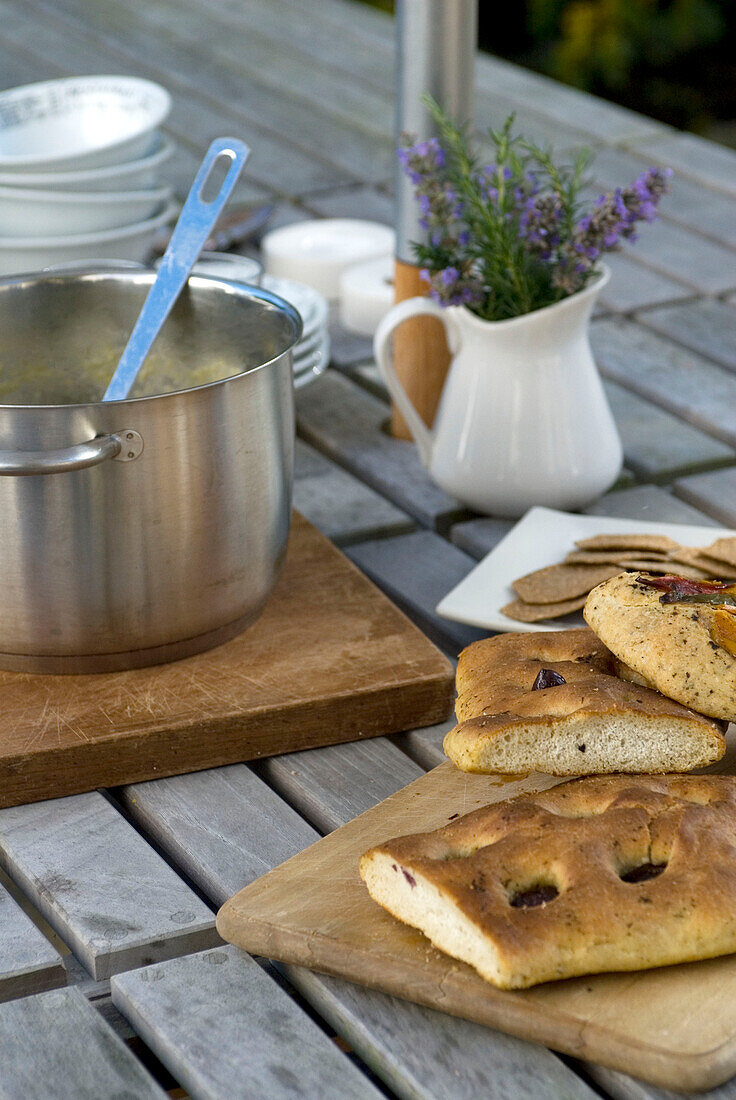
{"left": 443, "top": 627, "right": 725, "bottom": 775}
{"left": 360, "top": 774, "right": 736, "bottom": 989}
{"left": 584, "top": 573, "right": 736, "bottom": 722}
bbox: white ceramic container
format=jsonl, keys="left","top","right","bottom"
{"left": 374, "top": 265, "right": 622, "bottom": 517}
{"left": 0, "top": 183, "right": 172, "bottom": 236}
{"left": 262, "top": 219, "right": 394, "bottom": 299}
{"left": 339, "top": 254, "right": 394, "bottom": 336}
{"left": 0, "top": 135, "right": 174, "bottom": 192}
{"left": 0, "top": 201, "right": 178, "bottom": 275}
{"left": 0, "top": 76, "right": 171, "bottom": 172}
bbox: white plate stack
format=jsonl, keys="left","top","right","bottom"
{"left": 261, "top": 274, "right": 330, "bottom": 388}
{"left": 0, "top": 76, "right": 177, "bottom": 276}
{"left": 178, "top": 255, "right": 329, "bottom": 390}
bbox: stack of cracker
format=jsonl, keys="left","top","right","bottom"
{"left": 504, "top": 533, "right": 736, "bottom": 623}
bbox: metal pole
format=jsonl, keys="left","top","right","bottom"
{"left": 390, "top": 0, "right": 477, "bottom": 438}
{"left": 395, "top": 0, "right": 478, "bottom": 263}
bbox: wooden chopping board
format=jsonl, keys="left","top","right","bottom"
{"left": 218, "top": 738, "right": 736, "bottom": 1093}
{"left": 0, "top": 513, "right": 453, "bottom": 808}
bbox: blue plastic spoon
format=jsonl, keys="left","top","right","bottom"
{"left": 103, "top": 136, "right": 250, "bottom": 402}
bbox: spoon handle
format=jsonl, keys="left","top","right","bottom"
{"left": 103, "top": 137, "right": 250, "bottom": 402}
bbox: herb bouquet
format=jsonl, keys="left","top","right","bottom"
{"left": 373, "top": 103, "right": 670, "bottom": 514}
{"left": 399, "top": 100, "right": 670, "bottom": 321}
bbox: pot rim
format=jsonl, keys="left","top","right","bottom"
{"left": 447, "top": 262, "right": 610, "bottom": 332}
{"left": 0, "top": 268, "right": 304, "bottom": 411}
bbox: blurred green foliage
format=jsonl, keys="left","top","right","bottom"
{"left": 529, "top": 0, "right": 724, "bottom": 87}
{"left": 483, "top": 0, "right": 734, "bottom": 133}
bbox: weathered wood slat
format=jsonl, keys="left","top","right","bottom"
{"left": 328, "top": 323, "right": 375, "bottom": 369}
{"left": 604, "top": 380, "right": 736, "bottom": 480}
{"left": 0, "top": 986, "right": 166, "bottom": 1099}
{"left": 294, "top": 440, "right": 414, "bottom": 546}
{"left": 450, "top": 517, "right": 515, "bottom": 560}
{"left": 201, "top": 0, "right": 394, "bottom": 91}
{"left": 201, "top": 0, "right": 654, "bottom": 170}
{"left": 475, "top": 53, "right": 667, "bottom": 145}
{"left": 346, "top": 531, "right": 487, "bottom": 653}
{"left": 674, "top": 467, "right": 736, "bottom": 529}
{"left": 394, "top": 719, "right": 456, "bottom": 772}
{"left": 583, "top": 484, "right": 721, "bottom": 525}
{"left": 0, "top": 883, "right": 66, "bottom": 1003}
{"left": 112, "top": 946, "right": 382, "bottom": 1100}
{"left": 285, "top": 967, "right": 599, "bottom": 1100}
{"left": 628, "top": 130, "right": 736, "bottom": 198}
{"left": 591, "top": 144, "right": 736, "bottom": 249}
{"left": 297, "top": 372, "right": 468, "bottom": 531}
{"left": 620, "top": 218, "right": 736, "bottom": 296}
{"left": 120, "top": 764, "right": 319, "bottom": 908}
{"left": 28, "top": 0, "right": 390, "bottom": 185}
{"left": 0, "top": 792, "right": 218, "bottom": 980}
{"left": 116, "top": 749, "right": 595, "bottom": 1100}
{"left": 258, "top": 738, "right": 424, "bottom": 834}
{"left": 336, "top": 360, "right": 390, "bottom": 400}
{"left": 125, "top": 0, "right": 393, "bottom": 143}
{"left": 303, "top": 185, "right": 393, "bottom": 225}
{"left": 599, "top": 252, "right": 693, "bottom": 311}
{"left": 592, "top": 318, "right": 736, "bottom": 448}
{"left": 636, "top": 300, "right": 736, "bottom": 375}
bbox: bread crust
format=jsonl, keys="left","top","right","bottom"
{"left": 444, "top": 627, "right": 725, "bottom": 775}
{"left": 583, "top": 573, "right": 736, "bottom": 721}
{"left": 360, "top": 774, "right": 736, "bottom": 989}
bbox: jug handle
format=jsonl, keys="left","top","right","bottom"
{"left": 373, "top": 296, "right": 459, "bottom": 466}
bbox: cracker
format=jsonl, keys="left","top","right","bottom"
{"left": 669, "top": 547, "right": 736, "bottom": 580}
{"left": 575, "top": 534, "right": 681, "bottom": 553}
{"left": 502, "top": 595, "right": 587, "bottom": 622}
{"left": 564, "top": 549, "right": 668, "bottom": 565}
{"left": 696, "top": 556, "right": 736, "bottom": 581}
{"left": 702, "top": 537, "right": 736, "bottom": 569}
{"left": 512, "top": 563, "right": 619, "bottom": 604}
{"left": 624, "top": 560, "right": 712, "bottom": 579}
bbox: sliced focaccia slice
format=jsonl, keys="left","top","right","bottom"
{"left": 359, "top": 774, "right": 736, "bottom": 989}
{"left": 443, "top": 627, "right": 725, "bottom": 775}
{"left": 584, "top": 573, "right": 736, "bottom": 722}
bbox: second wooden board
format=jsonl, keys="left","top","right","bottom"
{"left": 0, "top": 514, "right": 453, "bottom": 807}
{"left": 218, "top": 748, "right": 736, "bottom": 1093}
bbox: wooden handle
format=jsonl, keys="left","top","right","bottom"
{"left": 389, "top": 260, "right": 450, "bottom": 440}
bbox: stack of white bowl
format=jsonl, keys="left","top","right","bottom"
{"left": 0, "top": 75, "right": 176, "bottom": 276}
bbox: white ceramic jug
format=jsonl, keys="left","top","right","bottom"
{"left": 374, "top": 265, "right": 622, "bottom": 517}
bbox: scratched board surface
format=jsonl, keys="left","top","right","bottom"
{"left": 0, "top": 514, "right": 453, "bottom": 807}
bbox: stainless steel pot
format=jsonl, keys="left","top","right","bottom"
{"left": 0, "top": 267, "right": 301, "bottom": 673}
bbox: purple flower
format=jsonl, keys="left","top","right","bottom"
{"left": 519, "top": 192, "right": 564, "bottom": 253}
{"left": 397, "top": 116, "right": 670, "bottom": 316}
{"left": 422, "top": 262, "right": 484, "bottom": 309}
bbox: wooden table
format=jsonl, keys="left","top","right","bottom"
{"left": 0, "top": 0, "right": 734, "bottom": 1095}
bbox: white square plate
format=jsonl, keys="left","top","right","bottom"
{"left": 436, "top": 506, "right": 735, "bottom": 633}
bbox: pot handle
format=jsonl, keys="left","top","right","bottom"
{"left": 373, "top": 296, "right": 459, "bottom": 466}
{"left": 0, "top": 431, "right": 142, "bottom": 476}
